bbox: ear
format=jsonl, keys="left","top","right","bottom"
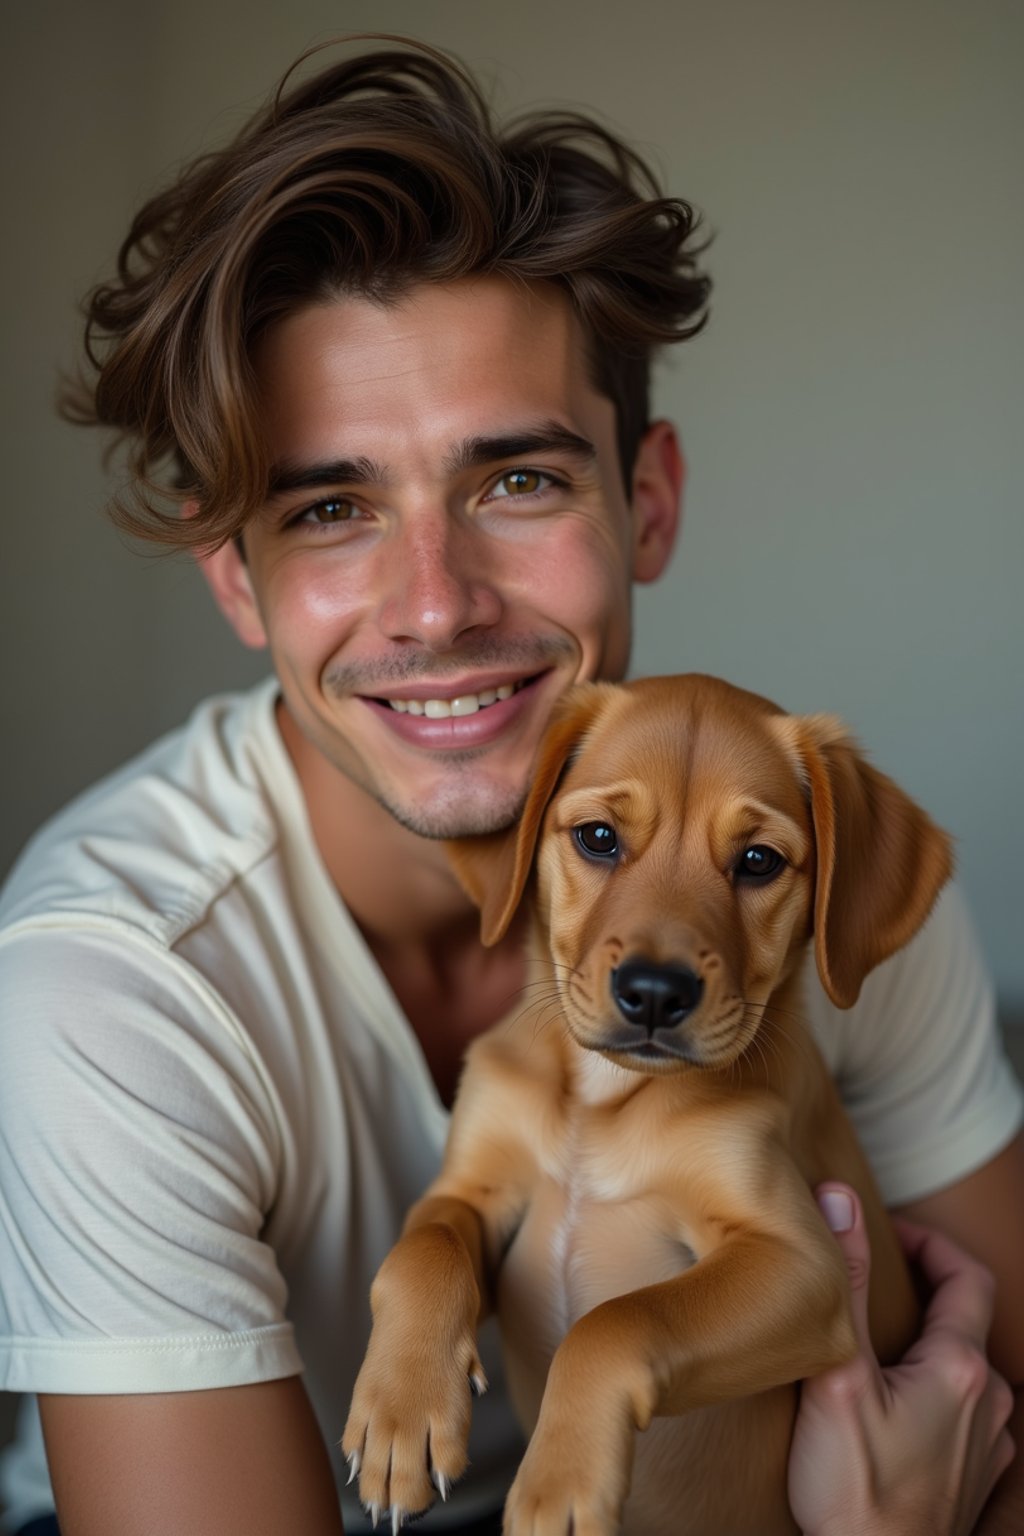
{"left": 796, "top": 715, "right": 954, "bottom": 1009}
{"left": 629, "top": 420, "right": 684, "bottom": 583}
{"left": 195, "top": 516, "right": 268, "bottom": 650}
{"left": 447, "top": 684, "right": 611, "bottom": 946}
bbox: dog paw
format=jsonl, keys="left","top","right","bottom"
{"left": 501, "top": 1402, "right": 633, "bottom": 1536}
{"left": 502, "top": 1443, "right": 625, "bottom": 1536}
{"left": 342, "top": 1335, "right": 486, "bottom": 1518}
{"left": 503, "top": 1480, "right": 619, "bottom": 1536}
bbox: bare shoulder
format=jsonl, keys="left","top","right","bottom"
{"left": 40, "top": 1377, "right": 345, "bottom": 1535}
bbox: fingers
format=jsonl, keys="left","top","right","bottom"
{"left": 816, "top": 1183, "right": 873, "bottom": 1352}
{"left": 806, "top": 1182, "right": 892, "bottom": 1411}
{"left": 994, "top": 1424, "right": 1017, "bottom": 1485}
{"left": 892, "top": 1216, "right": 997, "bottom": 1352}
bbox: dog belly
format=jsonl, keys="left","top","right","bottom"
{"left": 498, "top": 1189, "right": 799, "bottom": 1533}
{"left": 624, "top": 1389, "right": 799, "bottom": 1536}
{"left": 497, "top": 1184, "right": 696, "bottom": 1431}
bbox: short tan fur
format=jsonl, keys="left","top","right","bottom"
{"left": 345, "top": 674, "right": 953, "bottom": 1535}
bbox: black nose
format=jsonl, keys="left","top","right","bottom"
{"left": 610, "top": 959, "right": 704, "bottom": 1034}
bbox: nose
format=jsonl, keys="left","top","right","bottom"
{"left": 378, "top": 511, "right": 503, "bottom": 651}
{"left": 610, "top": 958, "right": 704, "bottom": 1033}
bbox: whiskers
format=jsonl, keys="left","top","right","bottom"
{"left": 502, "top": 957, "right": 585, "bottom": 1047}
{"left": 737, "top": 996, "right": 813, "bottom": 1089}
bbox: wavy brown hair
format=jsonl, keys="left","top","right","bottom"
{"left": 65, "top": 36, "right": 711, "bottom": 550}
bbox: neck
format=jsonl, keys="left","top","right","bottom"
{"left": 276, "top": 699, "right": 527, "bottom": 1105}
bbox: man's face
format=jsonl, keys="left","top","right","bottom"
{"left": 209, "top": 277, "right": 680, "bottom": 838}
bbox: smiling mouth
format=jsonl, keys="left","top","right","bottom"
{"left": 380, "top": 678, "right": 529, "bottom": 718}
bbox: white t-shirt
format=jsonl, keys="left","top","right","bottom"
{"left": 0, "top": 680, "right": 1020, "bottom": 1532}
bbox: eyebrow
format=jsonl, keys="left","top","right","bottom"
{"left": 443, "top": 423, "right": 597, "bottom": 475}
{"left": 266, "top": 455, "right": 382, "bottom": 499}
{"left": 265, "top": 421, "right": 597, "bottom": 500}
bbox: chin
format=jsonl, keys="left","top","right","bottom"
{"left": 380, "top": 783, "right": 527, "bottom": 841}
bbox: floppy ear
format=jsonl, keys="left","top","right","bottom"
{"left": 796, "top": 715, "right": 954, "bottom": 1009}
{"left": 447, "top": 684, "right": 611, "bottom": 946}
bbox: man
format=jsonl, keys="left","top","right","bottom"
{"left": 0, "top": 38, "right": 1021, "bottom": 1536}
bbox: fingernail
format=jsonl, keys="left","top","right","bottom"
{"left": 819, "top": 1190, "right": 854, "bottom": 1233}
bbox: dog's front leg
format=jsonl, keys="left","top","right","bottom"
{"left": 343, "top": 1194, "right": 493, "bottom": 1522}
{"left": 501, "top": 1295, "right": 647, "bottom": 1536}
{"left": 504, "top": 1223, "right": 855, "bottom": 1536}
{"left": 345, "top": 1029, "right": 544, "bottom": 1525}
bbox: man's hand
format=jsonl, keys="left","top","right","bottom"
{"left": 787, "top": 1183, "right": 1015, "bottom": 1536}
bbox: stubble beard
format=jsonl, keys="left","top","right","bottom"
{"left": 321, "top": 635, "right": 575, "bottom": 838}
{"left": 370, "top": 759, "right": 528, "bottom": 840}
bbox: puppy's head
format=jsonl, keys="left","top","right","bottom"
{"left": 449, "top": 675, "right": 952, "bottom": 1072}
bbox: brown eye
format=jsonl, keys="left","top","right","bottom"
{"left": 736, "top": 846, "right": 784, "bottom": 881}
{"left": 492, "top": 469, "right": 551, "bottom": 498}
{"left": 309, "top": 498, "right": 356, "bottom": 523}
{"left": 575, "top": 822, "right": 618, "bottom": 860}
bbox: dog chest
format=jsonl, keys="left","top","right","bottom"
{"left": 497, "top": 1099, "right": 700, "bottom": 1424}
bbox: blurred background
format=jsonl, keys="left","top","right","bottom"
{"left": 2, "top": 0, "right": 1021, "bottom": 1029}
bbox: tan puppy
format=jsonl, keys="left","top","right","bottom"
{"left": 344, "top": 675, "right": 953, "bottom": 1535}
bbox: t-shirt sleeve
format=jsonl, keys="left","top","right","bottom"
{"left": 816, "top": 883, "right": 1023, "bottom": 1206}
{"left": 0, "top": 922, "right": 303, "bottom": 1393}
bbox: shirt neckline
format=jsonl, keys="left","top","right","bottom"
{"left": 246, "top": 679, "right": 451, "bottom": 1140}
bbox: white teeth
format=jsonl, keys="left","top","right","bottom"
{"left": 387, "top": 680, "right": 524, "bottom": 716}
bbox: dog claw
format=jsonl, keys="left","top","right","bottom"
{"left": 345, "top": 1449, "right": 361, "bottom": 1486}
{"left": 432, "top": 1470, "right": 450, "bottom": 1502}
{"left": 366, "top": 1503, "right": 381, "bottom": 1529}
{"left": 470, "top": 1370, "right": 488, "bottom": 1397}
{"left": 391, "top": 1508, "right": 404, "bottom": 1535}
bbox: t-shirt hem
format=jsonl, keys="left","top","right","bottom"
{"left": 872, "top": 1077, "right": 1023, "bottom": 1206}
{"left": 0, "top": 1322, "right": 302, "bottom": 1394}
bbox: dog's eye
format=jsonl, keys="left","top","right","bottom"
{"left": 574, "top": 822, "right": 619, "bottom": 859}
{"left": 736, "top": 845, "right": 784, "bottom": 881}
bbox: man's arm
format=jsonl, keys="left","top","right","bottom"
{"left": 894, "top": 1131, "right": 1024, "bottom": 1534}
{"left": 40, "top": 1378, "right": 346, "bottom": 1536}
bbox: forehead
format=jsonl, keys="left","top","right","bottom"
{"left": 252, "top": 276, "right": 613, "bottom": 463}
{"left": 564, "top": 680, "right": 809, "bottom": 822}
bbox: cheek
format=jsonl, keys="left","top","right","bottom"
{"left": 524, "top": 518, "right": 632, "bottom": 638}
{"left": 542, "top": 849, "right": 617, "bottom": 974}
{"left": 739, "top": 882, "right": 812, "bottom": 987}
{"left": 261, "top": 555, "right": 366, "bottom": 652}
